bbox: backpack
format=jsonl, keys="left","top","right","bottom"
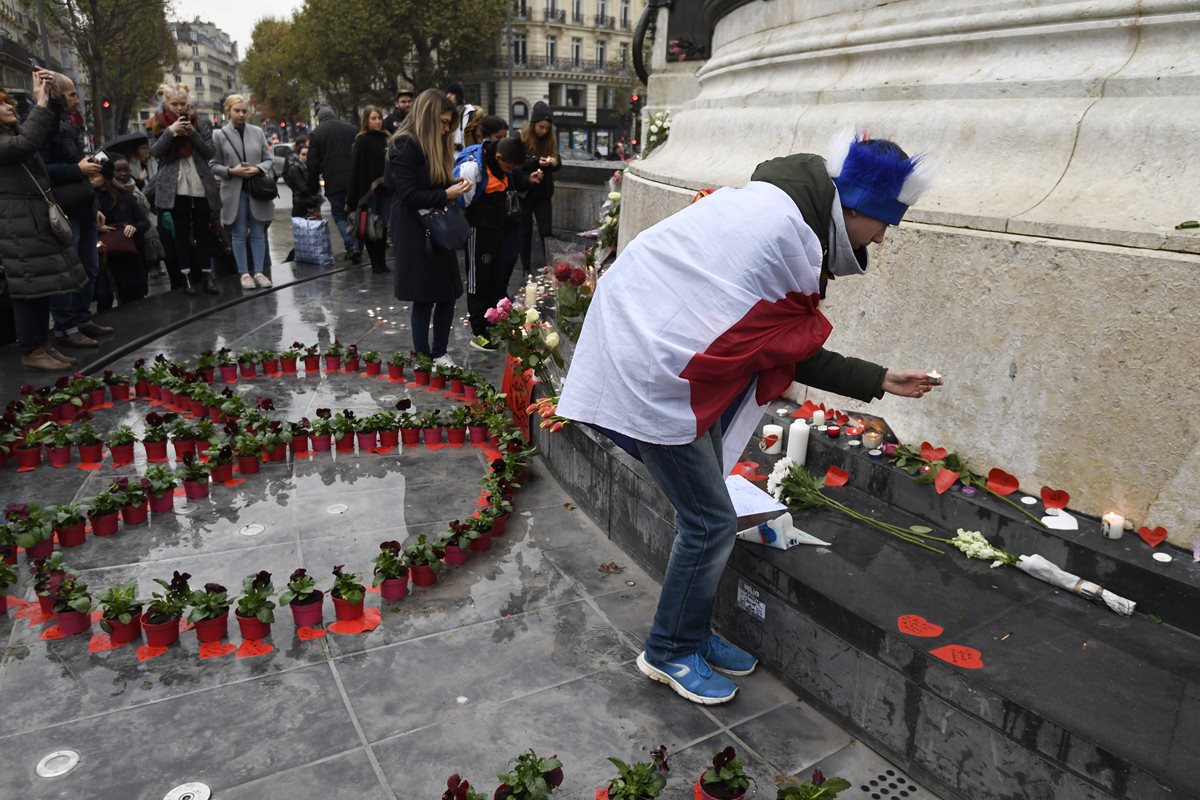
{"left": 452, "top": 143, "right": 486, "bottom": 208}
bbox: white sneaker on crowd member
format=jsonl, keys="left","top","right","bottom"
{"left": 254, "top": 273, "right": 273, "bottom": 288}
{"left": 240, "top": 273, "right": 256, "bottom": 290}
{"left": 434, "top": 354, "right": 457, "bottom": 368}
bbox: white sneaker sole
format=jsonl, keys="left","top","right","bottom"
{"left": 709, "top": 660, "right": 757, "bottom": 677}
{"left": 636, "top": 652, "right": 737, "bottom": 705}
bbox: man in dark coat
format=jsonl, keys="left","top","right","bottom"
{"left": 42, "top": 73, "right": 113, "bottom": 348}
{"left": 383, "top": 90, "right": 413, "bottom": 135}
{"left": 305, "top": 106, "right": 360, "bottom": 263}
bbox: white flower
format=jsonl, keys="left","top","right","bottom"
{"left": 525, "top": 308, "right": 540, "bottom": 324}
{"left": 544, "top": 331, "right": 560, "bottom": 349}
{"left": 608, "top": 191, "right": 621, "bottom": 202}
{"left": 766, "top": 457, "right": 795, "bottom": 500}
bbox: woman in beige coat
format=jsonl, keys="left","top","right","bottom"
{"left": 211, "top": 94, "right": 274, "bottom": 289}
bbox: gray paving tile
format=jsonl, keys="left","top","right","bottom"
{"left": 219, "top": 747, "right": 393, "bottom": 800}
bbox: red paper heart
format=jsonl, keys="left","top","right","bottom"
{"left": 88, "top": 632, "right": 126, "bottom": 653}
{"left": 823, "top": 465, "right": 849, "bottom": 487}
{"left": 1040, "top": 486, "right": 1070, "bottom": 510}
{"left": 136, "top": 644, "right": 169, "bottom": 662}
{"left": 986, "top": 468, "right": 1019, "bottom": 496}
{"left": 76, "top": 462, "right": 103, "bottom": 471}
{"left": 792, "top": 400, "right": 819, "bottom": 418}
{"left": 26, "top": 609, "right": 55, "bottom": 626}
{"left": 930, "top": 644, "right": 984, "bottom": 669}
{"left": 328, "top": 618, "right": 367, "bottom": 635}
{"left": 297, "top": 626, "right": 326, "bottom": 640}
{"left": 934, "top": 468, "right": 960, "bottom": 495}
{"left": 834, "top": 411, "right": 850, "bottom": 426}
{"left": 39, "top": 625, "right": 66, "bottom": 640}
{"left": 199, "top": 641, "right": 237, "bottom": 659}
{"left": 236, "top": 639, "right": 274, "bottom": 659}
{"left": 361, "top": 607, "right": 381, "bottom": 632}
{"left": 730, "top": 461, "right": 767, "bottom": 481}
{"left": 223, "top": 478, "right": 247, "bottom": 487}
{"left": 760, "top": 434, "right": 779, "bottom": 450}
{"left": 1137, "top": 526, "right": 1168, "bottom": 548}
{"left": 919, "top": 441, "right": 948, "bottom": 462}
{"left": 897, "top": 614, "right": 944, "bottom": 638}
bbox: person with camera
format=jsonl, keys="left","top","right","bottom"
{"left": 212, "top": 94, "right": 275, "bottom": 289}
{"left": 0, "top": 71, "right": 86, "bottom": 370}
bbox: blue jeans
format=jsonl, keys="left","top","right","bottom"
{"left": 231, "top": 192, "right": 266, "bottom": 274}
{"left": 637, "top": 423, "right": 738, "bottom": 663}
{"left": 49, "top": 213, "right": 99, "bottom": 333}
{"left": 325, "top": 191, "right": 358, "bottom": 254}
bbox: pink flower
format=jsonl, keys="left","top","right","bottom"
{"left": 484, "top": 308, "right": 501, "bottom": 324}
{"left": 496, "top": 297, "right": 513, "bottom": 316}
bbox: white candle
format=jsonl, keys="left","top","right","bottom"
{"left": 761, "top": 424, "right": 783, "bottom": 455}
{"left": 811, "top": 410, "right": 825, "bottom": 426}
{"left": 1101, "top": 512, "right": 1125, "bottom": 540}
{"left": 786, "top": 420, "right": 810, "bottom": 464}
{"left": 524, "top": 280, "right": 538, "bottom": 308}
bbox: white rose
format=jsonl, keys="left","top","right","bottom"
{"left": 525, "top": 308, "right": 540, "bottom": 324}
{"left": 544, "top": 331, "right": 560, "bottom": 349}
{"left": 608, "top": 192, "right": 621, "bottom": 202}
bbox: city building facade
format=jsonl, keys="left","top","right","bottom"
{"left": 0, "top": 0, "right": 85, "bottom": 106}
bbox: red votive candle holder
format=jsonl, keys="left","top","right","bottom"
{"left": 826, "top": 426, "right": 841, "bottom": 439}
{"left": 846, "top": 427, "right": 863, "bottom": 437}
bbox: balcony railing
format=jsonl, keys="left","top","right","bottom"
{"left": 571, "top": 11, "right": 585, "bottom": 23}
{"left": 543, "top": 7, "right": 566, "bottom": 22}
{"left": 594, "top": 14, "right": 615, "bottom": 28}
{"left": 619, "top": 17, "right": 631, "bottom": 29}
{"left": 492, "top": 54, "right": 634, "bottom": 75}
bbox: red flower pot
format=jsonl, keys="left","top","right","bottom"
{"left": 442, "top": 545, "right": 468, "bottom": 566}
{"left": 200, "top": 367, "right": 215, "bottom": 383}
{"left": 121, "top": 502, "right": 149, "bottom": 526}
{"left": 239, "top": 362, "right": 256, "bottom": 378}
{"left": 15, "top": 446, "right": 41, "bottom": 469}
{"left": 57, "top": 401, "right": 79, "bottom": 421}
{"left": 161, "top": 388, "right": 174, "bottom": 407}
{"left": 490, "top": 512, "right": 511, "bottom": 537}
{"left": 2, "top": 548, "right": 16, "bottom": 565}
{"left": 236, "top": 613, "right": 272, "bottom": 641}
{"left": 289, "top": 591, "right": 324, "bottom": 628}
{"left": 88, "top": 388, "right": 105, "bottom": 407}
{"left": 147, "top": 384, "right": 163, "bottom": 401}
{"left": 190, "top": 398, "right": 207, "bottom": 417}
{"left": 142, "top": 614, "right": 181, "bottom": 647}
{"left": 56, "top": 609, "right": 91, "bottom": 636}
{"left": 335, "top": 433, "right": 355, "bottom": 452}
{"left": 312, "top": 433, "right": 332, "bottom": 451}
{"left": 463, "top": 385, "right": 479, "bottom": 403}
{"left": 365, "top": 361, "right": 381, "bottom": 376}
{"left": 209, "top": 407, "right": 225, "bottom": 423}
{"left": 379, "top": 575, "right": 408, "bottom": 601}
{"left": 400, "top": 428, "right": 420, "bottom": 447}
{"left": 144, "top": 440, "right": 168, "bottom": 461}
{"left": 182, "top": 479, "right": 209, "bottom": 500}
{"left": 281, "top": 357, "right": 298, "bottom": 374}
{"left": 469, "top": 425, "right": 489, "bottom": 443}
{"left": 106, "top": 611, "right": 143, "bottom": 645}
{"left": 135, "top": 379, "right": 150, "bottom": 397}
{"left": 38, "top": 594, "right": 55, "bottom": 615}
{"left": 108, "top": 442, "right": 134, "bottom": 463}
{"left": 387, "top": 363, "right": 404, "bottom": 380}
{"left": 220, "top": 364, "right": 238, "bottom": 382}
{"left": 149, "top": 491, "right": 174, "bottom": 514}
{"left": 422, "top": 427, "right": 443, "bottom": 445}
{"left": 237, "top": 455, "right": 261, "bottom": 474}
{"left": 56, "top": 523, "right": 86, "bottom": 548}
{"left": 262, "top": 358, "right": 280, "bottom": 375}
{"left": 332, "top": 592, "right": 365, "bottom": 621}
{"left": 410, "top": 565, "right": 438, "bottom": 587}
{"left": 379, "top": 429, "right": 399, "bottom": 448}
{"left": 413, "top": 370, "right": 430, "bottom": 386}
{"left": 469, "top": 533, "right": 492, "bottom": 552}
{"left": 489, "top": 435, "right": 501, "bottom": 448}
{"left": 194, "top": 612, "right": 229, "bottom": 643}
{"left": 270, "top": 443, "right": 286, "bottom": 462}
{"left": 195, "top": 439, "right": 211, "bottom": 456}
{"left": 47, "top": 445, "right": 71, "bottom": 467}
{"left": 450, "top": 378, "right": 465, "bottom": 394}
{"left": 430, "top": 374, "right": 447, "bottom": 390}
{"left": 173, "top": 440, "right": 196, "bottom": 461}
{"left": 345, "top": 358, "right": 360, "bottom": 373}
{"left": 110, "top": 384, "right": 131, "bottom": 402}
{"left": 89, "top": 511, "right": 120, "bottom": 536}
{"left": 291, "top": 434, "right": 310, "bottom": 453}
{"left": 303, "top": 356, "right": 320, "bottom": 373}
{"left": 78, "top": 443, "right": 103, "bottom": 463}
{"left": 356, "top": 432, "right": 377, "bottom": 450}
{"left": 0, "top": 594, "right": 6, "bottom": 614}
{"left": 25, "top": 538, "right": 54, "bottom": 560}
{"left": 325, "top": 356, "right": 342, "bottom": 372}
{"left": 210, "top": 462, "right": 234, "bottom": 483}
{"left": 698, "top": 776, "right": 745, "bottom": 800}
{"left": 447, "top": 427, "right": 467, "bottom": 445}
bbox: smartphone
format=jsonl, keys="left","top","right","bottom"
{"left": 90, "top": 150, "right": 110, "bottom": 164}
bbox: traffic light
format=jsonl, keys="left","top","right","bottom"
{"left": 280, "top": 121, "right": 286, "bottom": 127}
{"left": 630, "top": 93, "right": 642, "bottom": 112}
{"left": 101, "top": 99, "right": 110, "bottom": 109}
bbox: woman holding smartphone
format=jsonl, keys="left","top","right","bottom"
{"left": 212, "top": 94, "right": 274, "bottom": 289}
{"left": 384, "top": 89, "right": 472, "bottom": 367}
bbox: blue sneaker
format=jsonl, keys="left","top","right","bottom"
{"left": 700, "top": 634, "right": 758, "bottom": 676}
{"left": 637, "top": 651, "right": 738, "bottom": 705}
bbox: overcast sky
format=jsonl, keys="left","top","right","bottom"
{"left": 174, "top": 0, "right": 303, "bottom": 54}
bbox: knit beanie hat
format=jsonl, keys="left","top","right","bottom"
{"left": 531, "top": 101, "right": 553, "bottom": 125}
{"left": 826, "top": 130, "right": 931, "bottom": 226}
{"left": 316, "top": 106, "right": 336, "bottom": 123}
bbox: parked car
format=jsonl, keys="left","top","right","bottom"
{"left": 270, "top": 142, "right": 294, "bottom": 181}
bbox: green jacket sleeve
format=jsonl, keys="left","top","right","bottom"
{"left": 793, "top": 348, "right": 887, "bottom": 403}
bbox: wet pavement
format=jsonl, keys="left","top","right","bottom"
{"left": 0, "top": 209, "right": 917, "bottom": 800}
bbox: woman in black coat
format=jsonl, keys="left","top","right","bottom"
{"left": 383, "top": 89, "right": 472, "bottom": 365}
{"left": 95, "top": 159, "right": 150, "bottom": 305}
{"left": 518, "top": 102, "right": 562, "bottom": 275}
{"left": 346, "top": 106, "right": 392, "bottom": 273}
{"left": 0, "top": 73, "right": 86, "bottom": 371}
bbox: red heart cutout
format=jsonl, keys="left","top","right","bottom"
{"left": 934, "top": 468, "right": 960, "bottom": 495}
{"left": 823, "top": 465, "right": 849, "bottom": 487}
{"left": 897, "top": 614, "right": 944, "bottom": 638}
{"left": 236, "top": 639, "right": 274, "bottom": 659}
{"left": 297, "top": 626, "right": 326, "bottom": 640}
{"left": 730, "top": 462, "right": 767, "bottom": 482}
{"left": 1040, "top": 486, "right": 1070, "bottom": 510}
{"left": 1137, "top": 526, "right": 1167, "bottom": 548}
{"left": 930, "top": 644, "right": 984, "bottom": 669}
{"left": 328, "top": 617, "right": 367, "bottom": 635}
{"left": 136, "top": 644, "right": 169, "bottom": 662}
{"left": 39, "top": 625, "right": 66, "bottom": 640}
{"left": 760, "top": 434, "right": 779, "bottom": 450}
{"left": 88, "top": 632, "right": 126, "bottom": 653}
{"left": 986, "top": 468, "right": 1019, "bottom": 496}
{"left": 919, "top": 442, "right": 948, "bottom": 462}
{"left": 793, "top": 400, "right": 819, "bottom": 418}
{"left": 199, "top": 641, "right": 237, "bottom": 659}
{"left": 360, "top": 607, "right": 381, "bottom": 632}
{"left": 834, "top": 411, "right": 850, "bottom": 426}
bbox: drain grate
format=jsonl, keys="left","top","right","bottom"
{"left": 859, "top": 768, "right": 921, "bottom": 798}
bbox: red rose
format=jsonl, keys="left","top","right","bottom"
{"left": 553, "top": 263, "right": 572, "bottom": 282}
{"left": 569, "top": 268, "right": 586, "bottom": 286}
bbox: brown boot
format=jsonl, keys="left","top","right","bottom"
{"left": 41, "top": 345, "right": 78, "bottom": 366}
{"left": 21, "top": 349, "right": 71, "bottom": 372}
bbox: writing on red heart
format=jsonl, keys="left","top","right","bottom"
{"left": 897, "top": 614, "right": 944, "bottom": 638}
{"left": 236, "top": 640, "right": 274, "bottom": 659}
{"left": 199, "top": 641, "right": 237, "bottom": 659}
{"left": 823, "top": 465, "right": 849, "bottom": 487}
{"left": 136, "top": 644, "right": 168, "bottom": 662}
{"left": 297, "top": 626, "right": 326, "bottom": 640}
{"left": 930, "top": 644, "right": 984, "bottom": 669}
{"left": 1040, "top": 486, "right": 1070, "bottom": 510}
{"left": 1137, "top": 526, "right": 1167, "bottom": 548}
{"left": 986, "top": 468, "right": 1019, "bottom": 496}
{"left": 934, "top": 468, "right": 960, "bottom": 495}
{"left": 919, "top": 442, "right": 948, "bottom": 462}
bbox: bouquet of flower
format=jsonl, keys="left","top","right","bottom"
{"left": 483, "top": 298, "right": 565, "bottom": 388}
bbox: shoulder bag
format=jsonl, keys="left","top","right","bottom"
{"left": 354, "top": 178, "right": 386, "bottom": 242}
{"left": 219, "top": 128, "right": 279, "bottom": 202}
{"left": 21, "top": 163, "right": 73, "bottom": 243}
{"left": 418, "top": 203, "right": 470, "bottom": 251}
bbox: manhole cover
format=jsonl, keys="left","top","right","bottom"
{"left": 35, "top": 750, "right": 80, "bottom": 778}
{"left": 326, "top": 503, "right": 348, "bottom": 514}
{"left": 381, "top": 395, "right": 397, "bottom": 403}
{"left": 239, "top": 523, "right": 265, "bottom": 537}
{"left": 163, "top": 784, "right": 211, "bottom": 800}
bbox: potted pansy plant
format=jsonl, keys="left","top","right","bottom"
{"left": 206, "top": 444, "right": 236, "bottom": 483}
{"left": 233, "top": 432, "right": 263, "bottom": 474}
{"left": 466, "top": 514, "right": 494, "bottom": 553}
{"left": 311, "top": 409, "right": 334, "bottom": 451}
{"left": 49, "top": 571, "right": 93, "bottom": 636}
{"left": 261, "top": 421, "right": 292, "bottom": 462}
{"left": 405, "top": 534, "right": 443, "bottom": 587}
{"left": 143, "top": 464, "right": 178, "bottom": 513}
{"left": 372, "top": 540, "right": 409, "bottom": 600}
{"left": 430, "top": 361, "right": 449, "bottom": 391}
{"left": 420, "top": 409, "right": 443, "bottom": 446}
{"left": 344, "top": 343, "right": 361, "bottom": 372}
{"left": 412, "top": 352, "right": 433, "bottom": 385}
{"left": 354, "top": 413, "right": 380, "bottom": 451}
{"left": 279, "top": 568, "right": 324, "bottom": 628}
{"left": 332, "top": 410, "right": 357, "bottom": 452}
{"left": 113, "top": 477, "right": 150, "bottom": 526}
{"left": 495, "top": 749, "right": 564, "bottom": 800}
{"left": 142, "top": 571, "right": 191, "bottom": 647}
{"left": 74, "top": 420, "right": 105, "bottom": 463}
{"left": 31, "top": 553, "right": 66, "bottom": 614}
{"left": 107, "top": 424, "right": 138, "bottom": 465}
{"left": 330, "top": 564, "right": 366, "bottom": 621}
{"left": 238, "top": 349, "right": 259, "bottom": 378}
{"left": 52, "top": 503, "right": 87, "bottom": 548}
{"left": 98, "top": 580, "right": 143, "bottom": 644}
{"left": 188, "top": 581, "right": 232, "bottom": 643}
{"left": 374, "top": 410, "right": 400, "bottom": 449}
{"left": 775, "top": 770, "right": 851, "bottom": 800}
{"left": 387, "top": 351, "right": 407, "bottom": 381}
{"left": 302, "top": 342, "right": 321, "bottom": 373}
{"left": 363, "top": 350, "right": 382, "bottom": 376}
{"left": 443, "top": 774, "right": 487, "bottom": 800}
{"left": 325, "top": 340, "right": 345, "bottom": 371}
{"left": 142, "top": 412, "right": 172, "bottom": 461}
{"left": 606, "top": 746, "right": 670, "bottom": 800}
{"left": 179, "top": 453, "right": 211, "bottom": 500}
{"left": 87, "top": 490, "right": 122, "bottom": 536}
{"left": 289, "top": 418, "right": 313, "bottom": 454}
{"left": 217, "top": 348, "right": 238, "bottom": 382}
{"left": 7, "top": 502, "right": 54, "bottom": 560}
{"left": 45, "top": 421, "right": 73, "bottom": 467}
{"left": 0, "top": 560, "right": 17, "bottom": 615}
{"left": 446, "top": 406, "right": 470, "bottom": 445}
{"left": 280, "top": 342, "right": 302, "bottom": 374}
{"left": 440, "top": 521, "right": 473, "bottom": 565}
{"left": 397, "top": 399, "right": 420, "bottom": 447}
{"left": 260, "top": 347, "right": 280, "bottom": 375}
{"left": 698, "top": 747, "right": 753, "bottom": 800}
{"left": 169, "top": 417, "right": 197, "bottom": 462}
{"left": 194, "top": 350, "right": 218, "bottom": 383}
{"left": 14, "top": 421, "right": 48, "bottom": 470}
{"left": 235, "top": 571, "right": 276, "bottom": 641}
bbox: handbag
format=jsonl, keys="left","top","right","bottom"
{"left": 98, "top": 228, "right": 139, "bottom": 256}
{"left": 21, "top": 163, "right": 73, "bottom": 243}
{"left": 356, "top": 207, "right": 385, "bottom": 242}
{"left": 219, "top": 128, "right": 279, "bottom": 202}
{"left": 291, "top": 217, "right": 334, "bottom": 266}
{"left": 418, "top": 203, "right": 470, "bottom": 251}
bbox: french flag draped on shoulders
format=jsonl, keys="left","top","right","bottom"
{"left": 556, "top": 181, "right": 830, "bottom": 470}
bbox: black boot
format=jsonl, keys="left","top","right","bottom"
{"left": 203, "top": 271, "right": 219, "bottom": 294}
{"left": 183, "top": 271, "right": 197, "bottom": 296}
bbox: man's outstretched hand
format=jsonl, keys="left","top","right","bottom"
{"left": 882, "top": 369, "right": 940, "bottom": 398}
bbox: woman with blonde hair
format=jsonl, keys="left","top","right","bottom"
{"left": 146, "top": 83, "right": 221, "bottom": 295}
{"left": 212, "top": 93, "right": 274, "bottom": 289}
{"left": 383, "top": 88, "right": 472, "bottom": 365}
{"left": 346, "top": 105, "right": 391, "bottom": 273}
{"left": 518, "top": 101, "right": 561, "bottom": 275}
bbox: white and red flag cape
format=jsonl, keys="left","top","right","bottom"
{"left": 557, "top": 181, "right": 831, "bottom": 470}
